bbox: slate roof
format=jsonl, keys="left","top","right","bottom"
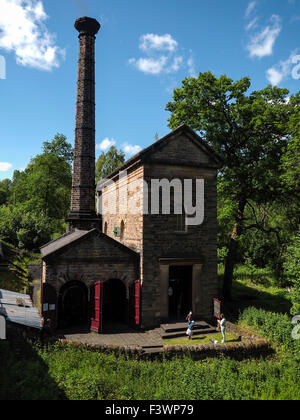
{"left": 40, "top": 229, "right": 139, "bottom": 259}
{"left": 40, "top": 229, "right": 90, "bottom": 258}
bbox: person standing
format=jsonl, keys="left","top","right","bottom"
{"left": 186, "top": 311, "right": 192, "bottom": 325}
{"left": 186, "top": 320, "right": 195, "bottom": 340}
{"left": 218, "top": 314, "right": 226, "bottom": 343}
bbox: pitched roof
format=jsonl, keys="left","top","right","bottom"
{"left": 100, "top": 124, "right": 224, "bottom": 184}
{"left": 40, "top": 229, "right": 139, "bottom": 259}
{"left": 40, "top": 229, "right": 90, "bottom": 258}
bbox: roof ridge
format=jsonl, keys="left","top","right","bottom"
{"left": 97, "top": 124, "right": 223, "bottom": 184}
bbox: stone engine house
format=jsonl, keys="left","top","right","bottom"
{"left": 40, "top": 17, "right": 223, "bottom": 331}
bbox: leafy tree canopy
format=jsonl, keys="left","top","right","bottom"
{"left": 95, "top": 146, "right": 125, "bottom": 184}
{"left": 166, "top": 72, "right": 300, "bottom": 299}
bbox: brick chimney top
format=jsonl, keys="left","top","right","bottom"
{"left": 74, "top": 17, "right": 100, "bottom": 36}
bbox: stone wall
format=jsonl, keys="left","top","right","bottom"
{"left": 101, "top": 165, "right": 144, "bottom": 254}
{"left": 141, "top": 161, "right": 218, "bottom": 327}
{"left": 42, "top": 231, "right": 139, "bottom": 328}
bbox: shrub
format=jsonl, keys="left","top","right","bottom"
{"left": 239, "top": 307, "right": 300, "bottom": 359}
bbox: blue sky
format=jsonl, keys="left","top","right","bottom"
{"left": 0, "top": 0, "right": 299, "bottom": 180}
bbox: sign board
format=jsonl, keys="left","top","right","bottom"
{"left": 213, "top": 298, "right": 221, "bottom": 319}
{"left": 0, "top": 314, "right": 6, "bottom": 340}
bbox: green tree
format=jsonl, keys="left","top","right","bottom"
{"left": 283, "top": 232, "right": 300, "bottom": 315}
{"left": 166, "top": 72, "right": 299, "bottom": 299}
{"left": 0, "top": 205, "right": 53, "bottom": 250}
{"left": 11, "top": 135, "right": 73, "bottom": 220}
{"left": 42, "top": 133, "right": 74, "bottom": 165}
{"left": 95, "top": 146, "right": 125, "bottom": 184}
{"left": 0, "top": 178, "right": 12, "bottom": 205}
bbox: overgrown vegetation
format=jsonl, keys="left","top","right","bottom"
{"left": 239, "top": 307, "right": 300, "bottom": 360}
{"left": 1, "top": 269, "right": 299, "bottom": 400}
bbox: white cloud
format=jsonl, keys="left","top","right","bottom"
{"left": 139, "top": 33, "right": 178, "bottom": 52}
{"left": 246, "top": 17, "right": 259, "bottom": 31}
{"left": 266, "top": 50, "right": 300, "bottom": 85}
{"left": 169, "top": 56, "right": 183, "bottom": 73}
{"left": 96, "top": 137, "right": 116, "bottom": 151}
{"left": 187, "top": 51, "right": 196, "bottom": 77}
{"left": 123, "top": 143, "right": 142, "bottom": 156}
{"left": 129, "top": 56, "right": 168, "bottom": 75}
{"left": 0, "top": 0, "right": 65, "bottom": 71}
{"left": 0, "top": 162, "right": 13, "bottom": 172}
{"left": 266, "top": 67, "right": 284, "bottom": 85}
{"left": 245, "top": 1, "right": 257, "bottom": 19}
{"left": 129, "top": 32, "right": 183, "bottom": 76}
{"left": 247, "top": 15, "right": 281, "bottom": 58}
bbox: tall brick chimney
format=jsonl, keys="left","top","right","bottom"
{"left": 67, "top": 17, "right": 101, "bottom": 232}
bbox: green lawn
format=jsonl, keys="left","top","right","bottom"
{"left": 164, "top": 331, "right": 239, "bottom": 346}
{"left": 218, "top": 264, "right": 292, "bottom": 317}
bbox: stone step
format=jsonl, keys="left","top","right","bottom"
{"left": 162, "top": 327, "right": 216, "bottom": 340}
{"left": 141, "top": 344, "right": 164, "bottom": 349}
{"left": 142, "top": 347, "right": 164, "bottom": 354}
{"left": 160, "top": 321, "right": 213, "bottom": 334}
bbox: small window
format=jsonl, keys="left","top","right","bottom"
{"left": 104, "top": 222, "right": 108, "bottom": 235}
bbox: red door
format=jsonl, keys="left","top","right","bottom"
{"left": 129, "top": 280, "right": 141, "bottom": 326}
{"left": 134, "top": 280, "right": 141, "bottom": 326}
{"left": 90, "top": 281, "right": 103, "bottom": 333}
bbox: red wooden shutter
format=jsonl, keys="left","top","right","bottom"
{"left": 90, "top": 281, "right": 103, "bottom": 333}
{"left": 42, "top": 284, "right": 57, "bottom": 328}
{"left": 134, "top": 280, "right": 140, "bottom": 326}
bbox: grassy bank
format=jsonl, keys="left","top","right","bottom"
{"left": 1, "top": 264, "right": 299, "bottom": 401}
{"left": 0, "top": 338, "right": 299, "bottom": 400}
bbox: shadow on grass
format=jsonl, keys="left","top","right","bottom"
{"left": 0, "top": 325, "right": 67, "bottom": 400}
{"left": 218, "top": 273, "right": 291, "bottom": 320}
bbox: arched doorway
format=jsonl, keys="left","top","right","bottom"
{"left": 103, "top": 279, "right": 127, "bottom": 324}
{"left": 58, "top": 281, "right": 88, "bottom": 327}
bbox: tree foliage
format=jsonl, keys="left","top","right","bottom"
{"left": 0, "top": 134, "right": 73, "bottom": 250}
{"left": 95, "top": 146, "right": 125, "bottom": 184}
{"left": 283, "top": 232, "right": 300, "bottom": 316}
{"left": 166, "top": 72, "right": 300, "bottom": 299}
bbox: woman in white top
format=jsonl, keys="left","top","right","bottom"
{"left": 218, "top": 314, "right": 226, "bottom": 343}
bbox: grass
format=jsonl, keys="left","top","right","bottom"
{"left": 1, "top": 338, "right": 299, "bottom": 400}
{"left": 218, "top": 264, "right": 292, "bottom": 316}
{"left": 164, "top": 331, "right": 239, "bottom": 346}
{"left": 0, "top": 262, "right": 298, "bottom": 400}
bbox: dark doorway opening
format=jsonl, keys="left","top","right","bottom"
{"left": 103, "top": 279, "right": 127, "bottom": 324}
{"left": 58, "top": 281, "right": 88, "bottom": 328}
{"left": 169, "top": 265, "right": 193, "bottom": 319}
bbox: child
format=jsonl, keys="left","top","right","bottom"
{"left": 186, "top": 320, "right": 195, "bottom": 340}
{"left": 186, "top": 311, "right": 192, "bottom": 325}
